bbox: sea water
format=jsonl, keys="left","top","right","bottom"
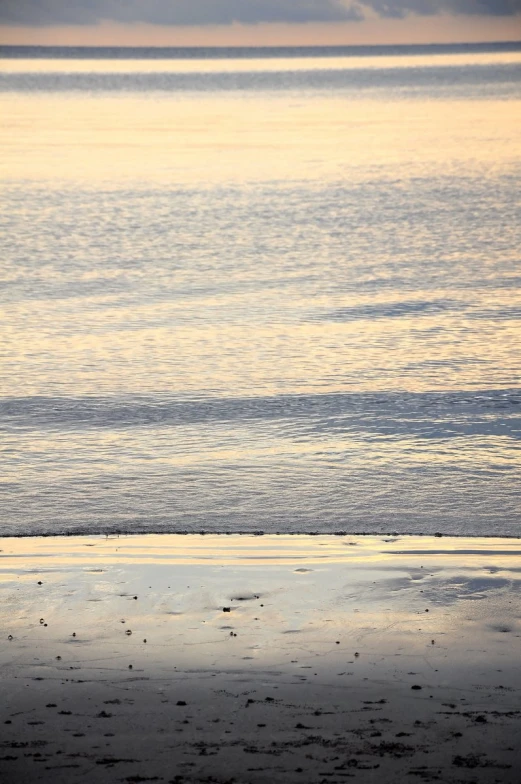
{"left": 1, "top": 44, "right": 520, "bottom": 536}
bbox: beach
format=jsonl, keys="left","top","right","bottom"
{"left": 1, "top": 533, "right": 520, "bottom": 783}
{"left": 2, "top": 39, "right": 521, "bottom": 784}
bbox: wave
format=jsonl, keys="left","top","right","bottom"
{"left": 1, "top": 389, "right": 520, "bottom": 436}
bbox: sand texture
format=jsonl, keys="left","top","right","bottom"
{"left": 1, "top": 534, "right": 520, "bottom": 783}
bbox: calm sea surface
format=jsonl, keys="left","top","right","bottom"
{"left": 1, "top": 45, "right": 520, "bottom": 537}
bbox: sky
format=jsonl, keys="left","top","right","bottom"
{"left": 0, "top": 0, "right": 520, "bottom": 46}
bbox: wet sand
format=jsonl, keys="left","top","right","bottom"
{"left": 1, "top": 534, "right": 520, "bottom": 783}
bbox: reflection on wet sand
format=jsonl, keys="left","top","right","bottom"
{"left": 1, "top": 535, "right": 520, "bottom": 782}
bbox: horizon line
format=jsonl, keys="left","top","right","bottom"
{"left": 1, "top": 39, "right": 520, "bottom": 52}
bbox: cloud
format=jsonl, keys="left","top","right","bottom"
{"left": 0, "top": 0, "right": 364, "bottom": 27}
{"left": 0, "top": 0, "right": 519, "bottom": 27}
{"left": 366, "top": 0, "right": 521, "bottom": 17}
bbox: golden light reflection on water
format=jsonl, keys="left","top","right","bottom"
{"left": 3, "top": 52, "right": 521, "bottom": 73}
{"left": 2, "top": 427, "right": 517, "bottom": 482}
{"left": 1, "top": 49, "right": 521, "bottom": 187}
{"left": 2, "top": 93, "right": 520, "bottom": 185}
{"left": 2, "top": 313, "right": 520, "bottom": 396}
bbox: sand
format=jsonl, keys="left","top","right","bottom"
{"left": 0, "top": 533, "right": 520, "bottom": 783}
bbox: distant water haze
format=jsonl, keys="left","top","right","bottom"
{"left": 1, "top": 45, "right": 520, "bottom": 536}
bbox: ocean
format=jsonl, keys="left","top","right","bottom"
{"left": 1, "top": 43, "right": 520, "bottom": 537}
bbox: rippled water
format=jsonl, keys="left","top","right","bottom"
{"left": 1, "top": 45, "right": 520, "bottom": 536}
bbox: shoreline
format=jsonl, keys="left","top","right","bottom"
{"left": 1, "top": 534, "right": 520, "bottom": 782}
{"left": 2, "top": 530, "right": 521, "bottom": 539}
